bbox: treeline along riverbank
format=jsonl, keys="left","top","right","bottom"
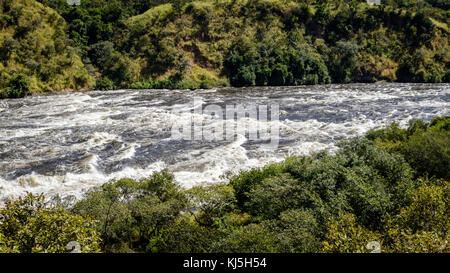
{"left": 1, "top": 0, "right": 449, "bottom": 98}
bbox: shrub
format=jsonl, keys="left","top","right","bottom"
{"left": 275, "top": 209, "right": 322, "bottom": 253}
{"left": 288, "top": 45, "right": 331, "bottom": 85}
{"left": 95, "top": 77, "right": 115, "bottom": 91}
{"left": 149, "top": 217, "right": 224, "bottom": 253}
{"left": 328, "top": 41, "right": 360, "bottom": 83}
{"left": 229, "top": 163, "right": 285, "bottom": 207}
{"left": 3, "top": 73, "right": 31, "bottom": 98}
{"left": 246, "top": 173, "right": 304, "bottom": 219}
{"left": 186, "top": 184, "right": 236, "bottom": 227}
{"left": 72, "top": 170, "right": 186, "bottom": 252}
{"left": 322, "top": 213, "right": 382, "bottom": 253}
{"left": 211, "top": 223, "right": 279, "bottom": 253}
{"left": 0, "top": 193, "right": 101, "bottom": 253}
{"left": 383, "top": 179, "right": 450, "bottom": 253}
{"left": 368, "top": 117, "right": 450, "bottom": 180}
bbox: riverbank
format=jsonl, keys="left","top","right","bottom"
{"left": 1, "top": 0, "right": 449, "bottom": 98}
{"left": 1, "top": 116, "right": 448, "bottom": 253}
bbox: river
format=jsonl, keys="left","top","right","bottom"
{"left": 0, "top": 83, "right": 448, "bottom": 201}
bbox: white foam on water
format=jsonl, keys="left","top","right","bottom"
{"left": 115, "top": 144, "right": 138, "bottom": 160}
{"left": 171, "top": 134, "right": 252, "bottom": 187}
{"left": 86, "top": 132, "right": 121, "bottom": 147}
{"left": 0, "top": 83, "right": 449, "bottom": 201}
{"left": 283, "top": 142, "right": 338, "bottom": 157}
{"left": 0, "top": 160, "right": 166, "bottom": 202}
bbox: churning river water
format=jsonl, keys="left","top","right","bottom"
{"left": 0, "top": 83, "right": 449, "bottom": 201}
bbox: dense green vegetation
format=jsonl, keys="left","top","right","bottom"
{"left": 1, "top": 116, "right": 448, "bottom": 253}
{"left": 1, "top": 0, "right": 449, "bottom": 97}
{"left": 0, "top": 193, "right": 100, "bottom": 253}
{"left": 0, "top": 0, "right": 94, "bottom": 98}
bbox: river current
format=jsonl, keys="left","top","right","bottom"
{"left": 0, "top": 83, "right": 448, "bottom": 201}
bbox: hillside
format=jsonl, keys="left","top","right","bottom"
{"left": 0, "top": 0, "right": 94, "bottom": 98}
{"left": 116, "top": 0, "right": 449, "bottom": 88}
{"left": 1, "top": 0, "right": 449, "bottom": 97}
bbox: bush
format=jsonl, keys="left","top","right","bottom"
{"left": 396, "top": 49, "right": 447, "bottom": 83}
{"left": 224, "top": 34, "right": 331, "bottom": 87}
{"left": 95, "top": 77, "right": 115, "bottom": 91}
{"left": 368, "top": 117, "right": 450, "bottom": 180}
{"left": 211, "top": 223, "right": 279, "bottom": 253}
{"left": 288, "top": 45, "right": 331, "bottom": 85}
{"left": 72, "top": 170, "right": 186, "bottom": 252}
{"left": 229, "top": 163, "right": 285, "bottom": 208}
{"left": 275, "top": 209, "right": 322, "bottom": 253}
{"left": 403, "top": 129, "right": 449, "bottom": 180}
{"left": 323, "top": 213, "right": 382, "bottom": 253}
{"left": 0, "top": 193, "right": 101, "bottom": 253}
{"left": 325, "top": 179, "right": 450, "bottom": 253}
{"left": 149, "top": 217, "right": 224, "bottom": 253}
{"left": 246, "top": 174, "right": 304, "bottom": 220}
{"left": 186, "top": 184, "right": 236, "bottom": 227}
{"left": 0, "top": 0, "right": 94, "bottom": 95}
{"left": 328, "top": 41, "right": 360, "bottom": 83}
{"left": 3, "top": 73, "right": 31, "bottom": 98}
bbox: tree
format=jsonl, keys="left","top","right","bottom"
{"left": 0, "top": 194, "right": 101, "bottom": 253}
{"left": 384, "top": 180, "right": 449, "bottom": 253}
{"left": 186, "top": 184, "right": 236, "bottom": 227}
{"left": 72, "top": 170, "right": 187, "bottom": 252}
{"left": 329, "top": 41, "right": 360, "bottom": 83}
{"left": 323, "top": 213, "right": 382, "bottom": 253}
{"left": 276, "top": 209, "right": 322, "bottom": 253}
{"left": 246, "top": 173, "right": 305, "bottom": 220}
{"left": 4, "top": 73, "right": 31, "bottom": 98}
{"left": 211, "top": 223, "right": 279, "bottom": 253}
{"left": 368, "top": 117, "right": 450, "bottom": 180}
